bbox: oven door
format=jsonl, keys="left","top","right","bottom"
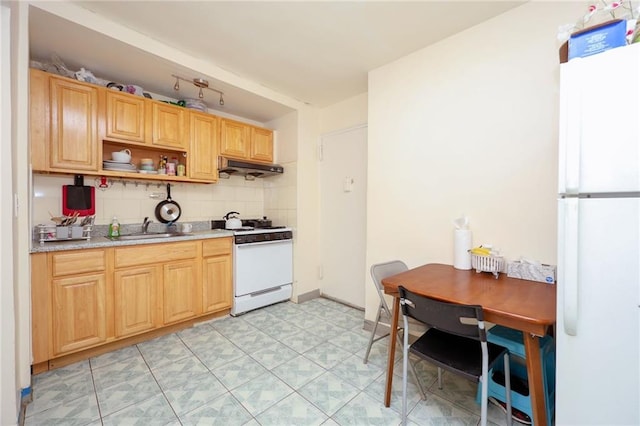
{"left": 234, "top": 239, "right": 293, "bottom": 296}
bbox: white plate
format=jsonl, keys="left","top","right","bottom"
{"left": 103, "top": 165, "right": 137, "bottom": 171}
{"left": 103, "top": 159, "right": 132, "bottom": 164}
{"left": 138, "top": 170, "right": 158, "bottom": 174}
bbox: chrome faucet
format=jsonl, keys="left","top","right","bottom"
{"left": 142, "top": 217, "right": 152, "bottom": 233}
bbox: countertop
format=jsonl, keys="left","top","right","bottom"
{"left": 31, "top": 229, "right": 234, "bottom": 253}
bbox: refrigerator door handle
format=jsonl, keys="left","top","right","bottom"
{"left": 562, "top": 197, "right": 580, "bottom": 336}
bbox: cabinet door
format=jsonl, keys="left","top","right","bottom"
{"left": 52, "top": 273, "right": 106, "bottom": 356}
{"left": 30, "top": 69, "right": 50, "bottom": 171}
{"left": 106, "top": 91, "right": 146, "bottom": 143}
{"left": 202, "top": 255, "right": 232, "bottom": 313}
{"left": 151, "top": 102, "right": 186, "bottom": 149}
{"left": 220, "top": 119, "right": 250, "bottom": 159}
{"left": 250, "top": 127, "right": 274, "bottom": 163}
{"left": 189, "top": 111, "right": 219, "bottom": 181}
{"left": 50, "top": 77, "right": 99, "bottom": 171}
{"left": 163, "top": 260, "right": 199, "bottom": 324}
{"left": 114, "top": 266, "right": 159, "bottom": 338}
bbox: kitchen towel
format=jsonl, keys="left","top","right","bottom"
{"left": 453, "top": 229, "right": 472, "bottom": 270}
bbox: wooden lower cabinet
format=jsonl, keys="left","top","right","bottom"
{"left": 202, "top": 256, "right": 232, "bottom": 313}
{"left": 52, "top": 273, "right": 107, "bottom": 356}
{"left": 202, "top": 238, "right": 233, "bottom": 313}
{"left": 114, "top": 266, "right": 159, "bottom": 338}
{"left": 163, "top": 260, "right": 199, "bottom": 324}
{"left": 31, "top": 237, "right": 233, "bottom": 370}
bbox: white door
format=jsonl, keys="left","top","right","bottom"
{"left": 319, "top": 125, "right": 367, "bottom": 308}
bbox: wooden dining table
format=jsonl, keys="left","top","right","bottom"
{"left": 381, "top": 263, "right": 556, "bottom": 426}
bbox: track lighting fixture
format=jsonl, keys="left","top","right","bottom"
{"left": 171, "top": 74, "right": 225, "bottom": 106}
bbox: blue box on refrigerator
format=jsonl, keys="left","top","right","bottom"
{"left": 568, "top": 19, "right": 627, "bottom": 60}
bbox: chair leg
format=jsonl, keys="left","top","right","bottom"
{"left": 401, "top": 316, "right": 409, "bottom": 426}
{"left": 480, "top": 345, "right": 489, "bottom": 426}
{"left": 363, "top": 303, "right": 383, "bottom": 364}
{"left": 503, "top": 352, "right": 512, "bottom": 426}
{"left": 437, "top": 367, "right": 443, "bottom": 389}
{"left": 395, "top": 330, "right": 426, "bottom": 400}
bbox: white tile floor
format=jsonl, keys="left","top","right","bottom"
{"left": 25, "top": 297, "right": 514, "bottom": 426}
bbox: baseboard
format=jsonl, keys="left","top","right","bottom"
{"left": 320, "top": 294, "right": 365, "bottom": 311}
{"left": 363, "top": 318, "right": 391, "bottom": 334}
{"left": 18, "top": 386, "right": 32, "bottom": 426}
{"left": 296, "top": 288, "right": 321, "bottom": 303}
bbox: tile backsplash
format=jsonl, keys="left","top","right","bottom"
{"left": 33, "top": 174, "right": 266, "bottom": 226}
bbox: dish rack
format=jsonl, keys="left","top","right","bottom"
{"left": 36, "top": 224, "right": 93, "bottom": 244}
{"left": 471, "top": 254, "right": 504, "bottom": 279}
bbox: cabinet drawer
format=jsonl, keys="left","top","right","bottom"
{"left": 115, "top": 241, "right": 198, "bottom": 268}
{"left": 202, "top": 238, "right": 232, "bottom": 257}
{"left": 51, "top": 249, "right": 106, "bottom": 277}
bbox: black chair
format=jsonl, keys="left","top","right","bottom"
{"left": 399, "top": 286, "right": 512, "bottom": 426}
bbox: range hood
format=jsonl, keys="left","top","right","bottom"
{"left": 218, "top": 156, "right": 284, "bottom": 179}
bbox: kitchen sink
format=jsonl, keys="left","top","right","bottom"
{"left": 107, "top": 232, "right": 191, "bottom": 241}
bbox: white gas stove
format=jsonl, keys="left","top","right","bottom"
{"left": 212, "top": 220, "right": 293, "bottom": 315}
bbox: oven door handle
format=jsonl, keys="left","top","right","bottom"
{"left": 235, "top": 239, "right": 292, "bottom": 247}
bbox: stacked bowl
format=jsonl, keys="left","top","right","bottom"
{"left": 139, "top": 158, "right": 156, "bottom": 174}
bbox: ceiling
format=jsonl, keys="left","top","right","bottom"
{"left": 29, "top": 1, "right": 524, "bottom": 123}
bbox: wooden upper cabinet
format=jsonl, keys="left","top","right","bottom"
{"left": 49, "top": 76, "right": 100, "bottom": 171}
{"left": 30, "top": 69, "right": 50, "bottom": 171}
{"left": 220, "top": 118, "right": 274, "bottom": 163}
{"left": 251, "top": 126, "right": 274, "bottom": 163}
{"left": 189, "top": 111, "right": 219, "bottom": 181}
{"left": 151, "top": 102, "right": 187, "bottom": 149}
{"left": 220, "top": 119, "right": 250, "bottom": 159}
{"left": 106, "top": 91, "right": 146, "bottom": 143}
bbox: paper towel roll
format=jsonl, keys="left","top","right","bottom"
{"left": 453, "top": 229, "right": 472, "bottom": 270}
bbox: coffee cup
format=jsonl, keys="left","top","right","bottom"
{"left": 111, "top": 149, "right": 131, "bottom": 163}
{"left": 180, "top": 223, "right": 193, "bottom": 233}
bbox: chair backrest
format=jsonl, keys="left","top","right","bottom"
{"left": 370, "top": 261, "right": 409, "bottom": 316}
{"left": 398, "top": 286, "right": 487, "bottom": 342}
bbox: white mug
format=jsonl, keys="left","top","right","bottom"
{"left": 180, "top": 223, "right": 193, "bottom": 233}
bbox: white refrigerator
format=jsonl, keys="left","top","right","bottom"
{"left": 557, "top": 43, "right": 640, "bottom": 425}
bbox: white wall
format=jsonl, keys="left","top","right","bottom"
{"left": 366, "top": 2, "right": 584, "bottom": 319}
{"left": 1, "top": 4, "right": 18, "bottom": 424}
{"left": 265, "top": 111, "right": 298, "bottom": 228}
{"left": 3, "top": 1, "right": 31, "bottom": 424}
{"left": 291, "top": 106, "right": 321, "bottom": 300}
{"left": 319, "top": 92, "right": 367, "bottom": 134}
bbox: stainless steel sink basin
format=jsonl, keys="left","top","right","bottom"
{"left": 107, "top": 232, "right": 190, "bottom": 241}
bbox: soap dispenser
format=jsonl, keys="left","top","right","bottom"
{"left": 108, "top": 216, "right": 120, "bottom": 237}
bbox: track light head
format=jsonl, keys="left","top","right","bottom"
{"left": 171, "top": 74, "right": 224, "bottom": 106}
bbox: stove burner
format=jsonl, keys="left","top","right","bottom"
{"left": 211, "top": 218, "right": 286, "bottom": 231}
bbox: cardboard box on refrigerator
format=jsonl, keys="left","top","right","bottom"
{"left": 507, "top": 261, "right": 556, "bottom": 284}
